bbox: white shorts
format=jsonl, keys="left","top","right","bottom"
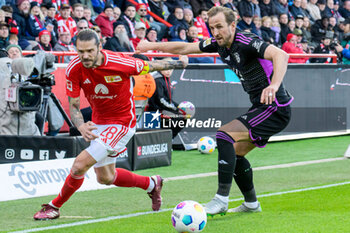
{"left": 85, "top": 124, "right": 135, "bottom": 168}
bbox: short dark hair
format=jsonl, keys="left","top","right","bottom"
{"left": 76, "top": 29, "right": 100, "bottom": 46}
{"left": 207, "top": 6, "right": 236, "bottom": 25}
{"left": 1, "top": 5, "right": 13, "bottom": 13}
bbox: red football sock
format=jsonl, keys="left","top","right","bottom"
{"left": 112, "top": 168, "right": 150, "bottom": 190}
{"left": 51, "top": 173, "right": 84, "bottom": 208}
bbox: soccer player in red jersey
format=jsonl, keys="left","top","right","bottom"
{"left": 34, "top": 29, "right": 188, "bottom": 220}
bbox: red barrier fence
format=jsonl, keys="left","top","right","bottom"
{"left": 22, "top": 51, "right": 338, "bottom": 64}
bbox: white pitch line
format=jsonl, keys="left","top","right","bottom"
{"left": 10, "top": 180, "right": 350, "bottom": 233}
{"left": 9, "top": 157, "right": 349, "bottom": 233}
{"left": 164, "top": 157, "right": 346, "bottom": 182}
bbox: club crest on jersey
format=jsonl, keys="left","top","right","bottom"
{"left": 104, "top": 76, "right": 122, "bottom": 83}
{"left": 233, "top": 52, "right": 240, "bottom": 63}
{"left": 252, "top": 40, "right": 263, "bottom": 52}
{"left": 203, "top": 38, "right": 212, "bottom": 47}
{"left": 136, "top": 60, "right": 144, "bottom": 73}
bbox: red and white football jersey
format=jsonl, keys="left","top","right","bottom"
{"left": 66, "top": 50, "right": 147, "bottom": 128}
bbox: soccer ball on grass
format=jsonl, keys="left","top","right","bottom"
{"left": 171, "top": 200, "right": 207, "bottom": 233}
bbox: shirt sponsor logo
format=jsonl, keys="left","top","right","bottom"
{"left": 104, "top": 76, "right": 122, "bottom": 83}
{"left": 94, "top": 84, "right": 109, "bottom": 94}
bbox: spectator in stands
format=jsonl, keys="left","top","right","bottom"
{"left": 282, "top": 33, "right": 308, "bottom": 63}
{"left": 310, "top": 35, "right": 334, "bottom": 63}
{"left": 237, "top": 11, "right": 258, "bottom": 35}
{"left": 6, "top": 44, "right": 22, "bottom": 59}
{"left": 26, "top": 1, "right": 45, "bottom": 41}
{"left": 295, "top": 15, "right": 304, "bottom": 30}
{"left": 120, "top": 4, "right": 137, "bottom": 38}
{"left": 91, "top": 0, "right": 106, "bottom": 14}
{"left": 288, "top": 19, "right": 296, "bottom": 34}
{"left": 238, "top": 0, "right": 253, "bottom": 18}
{"left": 300, "top": 0, "right": 313, "bottom": 22}
{"left": 302, "top": 16, "right": 313, "bottom": 45}
{"left": 12, "top": 0, "right": 30, "bottom": 49}
{"left": 131, "top": 21, "right": 146, "bottom": 49}
{"left": 32, "top": 30, "right": 52, "bottom": 51}
{"left": 252, "top": 0, "right": 261, "bottom": 17}
{"left": 184, "top": 8, "right": 194, "bottom": 27}
{"left": 71, "top": 3, "right": 84, "bottom": 23}
{"left": 56, "top": 4, "right": 77, "bottom": 38}
{"left": 113, "top": 6, "right": 121, "bottom": 21}
{"left": 0, "top": 21, "right": 9, "bottom": 49}
{"left": 261, "top": 16, "right": 276, "bottom": 44}
{"left": 187, "top": 25, "right": 199, "bottom": 42}
{"left": 322, "top": 0, "right": 336, "bottom": 18}
{"left": 72, "top": 19, "right": 89, "bottom": 44}
{"left": 40, "top": 4, "right": 48, "bottom": 18}
{"left": 53, "top": 26, "right": 76, "bottom": 63}
{"left": 43, "top": 3, "right": 57, "bottom": 47}
{"left": 339, "top": 0, "right": 350, "bottom": 19}
{"left": 95, "top": 4, "right": 115, "bottom": 39}
{"left": 271, "top": 16, "right": 281, "bottom": 45}
{"left": 83, "top": 6, "right": 95, "bottom": 28}
{"left": 279, "top": 13, "right": 290, "bottom": 43}
{"left": 290, "top": 0, "right": 305, "bottom": 19}
{"left": 91, "top": 25, "right": 106, "bottom": 46}
{"left": 293, "top": 28, "right": 303, "bottom": 44}
{"left": 317, "top": 0, "right": 327, "bottom": 17}
{"left": 311, "top": 15, "right": 331, "bottom": 44}
{"left": 169, "top": 25, "right": 187, "bottom": 41}
{"left": 104, "top": 21, "right": 134, "bottom": 52}
{"left": 135, "top": 3, "right": 167, "bottom": 41}
{"left": 168, "top": 6, "right": 188, "bottom": 30}
{"left": 259, "top": 0, "right": 277, "bottom": 17}
{"left": 148, "top": 0, "right": 170, "bottom": 21}
{"left": 332, "top": 0, "right": 344, "bottom": 21}
{"left": 336, "top": 18, "right": 350, "bottom": 64}
{"left": 2, "top": 5, "right": 19, "bottom": 37}
{"left": 275, "top": 0, "right": 289, "bottom": 16}
{"left": 307, "top": 0, "right": 322, "bottom": 22}
{"left": 8, "top": 33, "right": 18, "bottom": 45}
{"left": 194, "top": 8, "right": 210, "bottom": 40}
{"left": 253, "top": 16, "right": 263, "bottom": 37}
{"left": 220, "top": 0, "right": 238, "bottom": 11}
{"left": 146, "top": 26, "right": 158, "bottom": 42}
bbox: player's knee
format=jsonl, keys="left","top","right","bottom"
{"left": 96, "top": 175, "right": 114, "bottom": 185}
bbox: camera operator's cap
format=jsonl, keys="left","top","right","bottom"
{"left": 60, "top": 4, "right": 71, "bottom": 10}
{"left": 293, "top": 28, "right": 303, "bottom": 36}
{"left": 135, "top": 22, "right": 146, "bottom": 30}
{"left": 6, "top": 44, "right": 22, "bottom": 56}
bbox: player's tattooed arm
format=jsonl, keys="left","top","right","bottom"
{"left": 148, "top": 55, "right": 189, "bottom": 72}
{"left": 68, "top": 96, "right": 84, "bottom": 128}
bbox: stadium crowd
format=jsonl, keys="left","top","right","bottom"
{"left": 0, "top": 0, "right": 349, "bottom": 63}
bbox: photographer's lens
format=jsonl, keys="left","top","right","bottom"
{"left": 19, "top": 88, "right": 41, "bottom": 109}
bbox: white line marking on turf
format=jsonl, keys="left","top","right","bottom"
{"left": 10, "top": 181, "right": 350, "bottom": 233}
{"left": 164, "top": 157, "right": 346, "bottom": 182}
{"left": 60, "top": 216, "right": 93, "bottom": 219}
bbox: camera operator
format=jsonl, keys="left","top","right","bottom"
{"left": 334, "top": 18, "right": 350, "bottom": 64}
{"left": 310, "top": 33, "right": 338, "bottom": 63}
{"left": 0, "top": 50, "right": 40, "bottom": 135}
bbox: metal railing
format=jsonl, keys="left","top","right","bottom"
{"left": 22, "top": 51, "right": 338, "bottom": 64}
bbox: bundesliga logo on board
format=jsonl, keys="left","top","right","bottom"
{"left": 143, "top": 110, "right": 161, "bottom": 129}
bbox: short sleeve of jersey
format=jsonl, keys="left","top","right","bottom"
{"left": 65, "top": 60, "right": 81, "bottom": 98}
{"left": 246, "top": 38, "right": 270, "bottom": 59}
{"left": 115, "top": 53, "right": 148, "bottom": 76}
{"left": 199, "top": 38, "right": 219, "bottom": 53}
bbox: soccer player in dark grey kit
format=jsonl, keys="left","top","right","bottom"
{"left": 137, "top": 6, "right": 293, "bottom": 216}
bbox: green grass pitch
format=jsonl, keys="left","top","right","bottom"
{"left": 1, "top": 135, "right": 350, "bottom": 233}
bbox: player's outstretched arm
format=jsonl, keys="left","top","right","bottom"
{"left": 68, "top": 96, "right": 98, "bottom": 141}
{"left": 137, "top": 40, "right": 202, "bottom": 55}
{"left": 260, "top": 45, "right": 289, "bottom": 105}
{"left": 147, "top": 55, "right": 189, "bottom": 72}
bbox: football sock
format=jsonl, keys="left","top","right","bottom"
{"left": 51, "top": 172, "right": 85, "bottom": 208}
{"left": 215, "top": 131, "right": 236, "bottom": 197}
{"left": 234, "top": 156, "right": 257, "bottom": 202}
{"left": 112, "top": 168, "right": 150, "bottom": 190}
{"left": 215, "top": 194, "right": 229, "bottom": 203}
{"left": 244, "top": 201, "right": 259, "bottom": 209}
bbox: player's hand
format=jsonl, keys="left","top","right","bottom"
{"left": 78, "top": 121, "right": 99, "bottom": 142}
{"left": 260, "top": 85, "right": 278, "bottom": 105}
{"left": 178, "top": 55, "right": 189, "bottom": 68}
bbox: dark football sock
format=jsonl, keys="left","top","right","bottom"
{"left": 215, "top": 131, "right": 236, "bottom": 197}
{"left": 234, "top": 156, "right": 257, "bottom": 202}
